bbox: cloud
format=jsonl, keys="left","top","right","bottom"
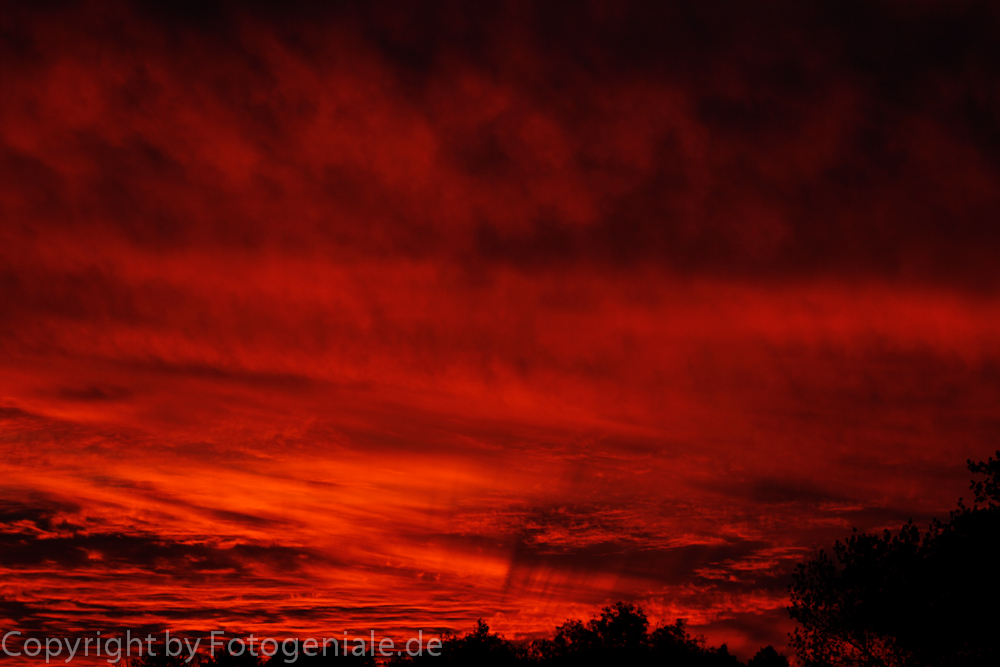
{"left": 0, "top": 495, "right": 321, "bottom": 575}
{"left": 1, "top": 0, "right": 999, "bottom": 658}
{"left": 3, "top": 1, "right": 1000, "bottom": 282}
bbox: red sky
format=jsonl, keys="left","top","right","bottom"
{"left": 2, "top": 0, "right": 1000, "bottom": 659}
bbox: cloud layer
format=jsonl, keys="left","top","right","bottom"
{"left": 1, "top": 0, "right": 999, "bottom": 658}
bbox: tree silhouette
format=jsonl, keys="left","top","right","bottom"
{"left": 529, "top": 601, "right": 650, "bottom": 665}
{"left": 383, "top": 601, "right": 787, "bottom": 666}
{"left": 648, "top": 618, "right": 706, "bottom": 663}
{"left": 201, "top": 644, "right": 265, "bottom": 667}
{"left": 388, "top": 618, "right": 527, "bottom": 666}
{"left": 117, "top": 607, "right": 790, "bottom": 667}
{"left": 127, "top": 649, "right": 191, "bottom": 667}
{"left": 261, "top": 639, "right": 376, "bottom": 667}
{"left": 746, "top": 645, "right": 789, "bottom": 667}
{"left": 789, "top": 451, "right": 1000, "bottom": 667}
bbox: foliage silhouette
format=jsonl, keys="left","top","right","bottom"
{"left": 128, "top": 649, "right": 192, "bottom": 667}
{"left": 386, "top": 601, "right": 782, "bottom": 666}
{"left": 202, "top": 643, "right": 266, "bottom": 667}
{"left": 261, "top": 639, "right": 376, "bottom": 667}
{"left": 789, "top": 450, "right": 1000, "bottom": 666}
{"left": 128, "top": 641, "right": 376, "bottom": 667}
{"left": 746, "top": 645, "right": 789, "bottom": 667}
{"left": 384, "top": 618, "right": 526, "bottom": 666}
{"left": 123, "top": 612, "right": 786, "bottom": 667}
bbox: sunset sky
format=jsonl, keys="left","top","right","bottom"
{"left": 2, "top": 0, "right": 1000, "bottom": 660}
